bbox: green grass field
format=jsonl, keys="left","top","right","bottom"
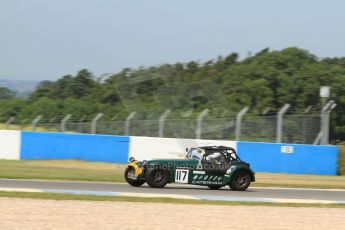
{"left": 0, "top": 191, "right": 344, "bottom": 208}
{"left": 1, "top": 159, "right": 345, "bottom": 189}
{"left": 0, "top": 160, "right": 124, "bottom": 182}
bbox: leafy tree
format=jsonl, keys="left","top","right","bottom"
{"left": 2, "top": 47, "right": 345, "bottom": 141}
{"left": 0, "top": 86, "right": 15, "bottom": 99}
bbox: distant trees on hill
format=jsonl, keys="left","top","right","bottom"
{"left": 0, "top": 47, "right": 345, "bottom": 141}
{"left": 0, "top": 87, "right": 15, "bottom": 99}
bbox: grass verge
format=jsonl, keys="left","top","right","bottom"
{"left": 254, "top": 172, "right": 345, "bottom": 189}
{"left": 0, "top": 159, "right": 345, "bottom": 189}
{"left": 0, "top": 159, "right": 125, "bottom": 182}
{"left": 0, "top": 191, "right": 344, "bottom": 208}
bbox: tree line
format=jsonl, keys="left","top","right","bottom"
{"left": 0, "top": 47, "right": 344, "bottom": 141}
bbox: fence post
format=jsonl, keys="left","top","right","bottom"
{"left": 32, "top": 115, "right": 42, "bottom": 131}
{"left": 314, "top": 102, "right": 331, "bottom": 144}
{"left": 158, "top": 109, "right": 171, "bottom": 137}
{"left": 124, "top": 112, "right": 136, "bottom": 136}
{"left": 320, "top": 101, "right": 336, "bottom": 145}
{"left": 235, "top": 107, "right": 249, "bottom": 141}
{"left": 276, "top": 104, "right": 290, "bottom": 143}
{"left": 60, "top": 114, "right": 72, "bottom": 132}
{"left": 91, "top": 113, "right": 103, "bottom": 134}
{"left": 324, "top": 103, "right": 337, "bottom": 144}
{"left": 5, "top": 117, "right": 15, "bottom": 129}
{"left": 313, "top": 131, "right": 323, "bottom": 145}
{"left": 196, "top": 109, "right": 209, "bottom": 139}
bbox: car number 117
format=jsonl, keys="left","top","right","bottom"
{"left": 175, "top": 169, "right": 189, "bottom": 183}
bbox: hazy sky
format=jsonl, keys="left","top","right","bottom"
{"left": 1, "top": 0, "right": 345, "bottom": 81}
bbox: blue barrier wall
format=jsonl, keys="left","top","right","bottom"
{"left": 237, "top": 141, "right": 338, "bottom": 175}
{"left": 21, "top": 131, "right": 129, "bottom": 163}
{"left": 17, "top": 130, "right": 339, "bottom": 175}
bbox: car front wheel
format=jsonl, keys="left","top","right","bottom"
{"left": 229, "top": 170, "right": 251, "bottom": 191}
{"left": 145, "top": 168, "right": 169, "bottom": 188}
{"left": 124, "top": 167, "right": 145, "bottom": 187}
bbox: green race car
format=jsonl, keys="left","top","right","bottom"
{"left": 124, "top": 146, "right": 255, "bottom": 191}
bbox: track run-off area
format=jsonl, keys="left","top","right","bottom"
{"left": 0, "top": 179, "right": 344, "bottom": 204}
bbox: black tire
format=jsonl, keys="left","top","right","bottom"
{"left": 207, "top": 185, "right": 222, "bottom": 190}
{"left": 145, "top": 168, "right": 169, "bottom": 188}
{"left": 124, "top": 167, "right": 145, "bottom": 187}
{"left": 229, "top": 170, "right": 251, "bottom": 191}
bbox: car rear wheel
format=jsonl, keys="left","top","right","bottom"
{"left": 124, "top": 167, "right": 145, "bottom": 187}
{"left": 229, "top": 170, "right": 251, "bottom": 191}
{"left": 207, "top": 185, "right": 222, "bottom": 190}
{"left": 145, "top": 168, "right": 169, "bottom": 188}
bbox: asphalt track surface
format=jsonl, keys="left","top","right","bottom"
{"left": 1, "top": 179, "right": 345, "bottom": 203}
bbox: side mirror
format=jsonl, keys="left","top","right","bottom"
{"left": 186, "top": 148, "right": 189, "bottom": 152}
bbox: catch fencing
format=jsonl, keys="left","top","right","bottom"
{"left": 0, "top": 109, "right": 327, "bottom": 144}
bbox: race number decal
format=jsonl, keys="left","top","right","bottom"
{"left": 175, "top": 169, "right": 189, "bottom": 183}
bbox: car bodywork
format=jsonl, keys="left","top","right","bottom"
{"left": 124, "top": 146, "right": 255, "bottom": 191}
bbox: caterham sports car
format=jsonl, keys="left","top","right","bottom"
{"left": 124, "top": 146, "right": 255, "bottom": 191}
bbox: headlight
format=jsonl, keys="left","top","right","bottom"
{"left": 129, "top": 157, "right": 135, "bottom": 162}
